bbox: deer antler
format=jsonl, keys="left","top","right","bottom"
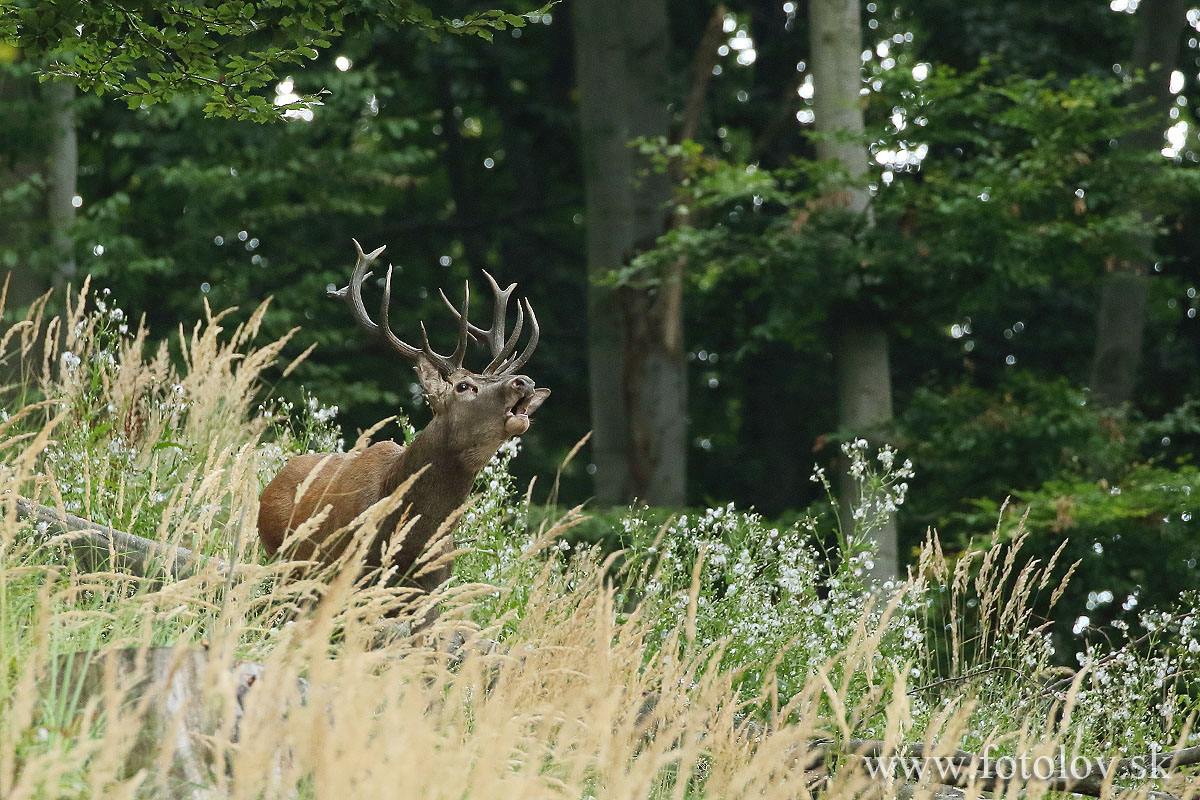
{"left": 329, "top": 239, "right": 473, "bottom": 376}
{"left": 440, "top": 269, "right": 540, "bottom": 376}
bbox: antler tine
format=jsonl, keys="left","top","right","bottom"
{"left": 493, "top": 297, "right": 540, "bottom": 375}
{"left": 331, "top": 240, "right": 423, "bottom": 363}
{"left": 415, "top": 323, "right": 453, "bottom": 374}
{"left": 480, "top": 271, "right": 516, "bottom": 355}
{"left": 439, "top": 288, "right": 486, "bottom": 345}
{"left": 377, "top": 265, "right": 427, "bottom": 362}
{"left": 450, "top": 279, "right": 471, "bottom": 368}
{"left": 416, "top": 280, "right": 471, "bottom": 374}
{"left": 328, "top": 239, "right": 384, "bottom": 329}
{"left": 483, "top": 303, "right": 524, "bottom": 374}
{"left": 444, "top": 270, "right": 518, "bottom": 361}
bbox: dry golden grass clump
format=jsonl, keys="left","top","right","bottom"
{"left": 0, "top": 278, "right": 1195, "bottom": 800}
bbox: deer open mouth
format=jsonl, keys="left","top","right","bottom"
{"left": 504, "top": 394, "right": 534, "bottom": 436}
{"left": 503, "top": 390, "right": 542, "bottom": 437}
{"left": 507, "top": 394, "right": 533, "bottom": 419}
{"left": 503, "top": 386, "right": 547, "bottom": 436}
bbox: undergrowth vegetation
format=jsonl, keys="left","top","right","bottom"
{"left": 0, "top": 281, "right": 1196, "bottom": 799}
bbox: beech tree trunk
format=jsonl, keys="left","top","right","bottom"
{"left": 46, "top": 79, "right": 78, "bottom": 289}
{"left": 808, "top": 0, "right": 898, "bottom": 579}
{"left": 573, "top": 0, "right": 633, "bottom": 504}
{"left": 573, "top": 0, "right": 685, "bottom": 506}
{"left": 1089, "top": 0, "right": 1185, "bottom": 404}
{"left": 834, "top": 323, "right": 898, "bottom": 577}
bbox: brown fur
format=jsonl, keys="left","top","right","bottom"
{"left": 257, "top": 362, "right": 549, "bottom": 592}
{"left": 257, "top": 440, "right": 405, "bottom": 563}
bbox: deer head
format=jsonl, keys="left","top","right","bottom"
{"left": 330, "top": 240, "right": 550, "bottom": 469}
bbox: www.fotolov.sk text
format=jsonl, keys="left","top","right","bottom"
{"left": 861, "top": 743, "right": 1172, "bottom": 785}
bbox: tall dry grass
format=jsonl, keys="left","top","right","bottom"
{"left": 0, "top": 278, "right": 1195, "bottom": 800}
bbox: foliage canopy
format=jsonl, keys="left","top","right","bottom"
{"left": 1, "top": 0, "right": 547, "bottom": 120}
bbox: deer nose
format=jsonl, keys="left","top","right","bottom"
{"left": 509, "top": 375, "right": 534, "bottom": 394}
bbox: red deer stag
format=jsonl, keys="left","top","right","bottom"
{"left": 257, "top": 239, "right": 549, "bottom": 594}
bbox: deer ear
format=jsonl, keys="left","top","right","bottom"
{"left": 414, "top": 356, "right": 449, "bottom": 408}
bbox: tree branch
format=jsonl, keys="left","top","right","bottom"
{"left": 1042, "top": 628, "right": 1155, "bottom": 696}
{"left": 907, "top": 665, "right": 1026, "bottom": 695}
{"left": 676, "top": 4, "right": 727, "bottom": 145}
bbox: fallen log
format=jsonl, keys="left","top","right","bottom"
{"left": 10, "top": 496, "right": 222, "bottom": 580}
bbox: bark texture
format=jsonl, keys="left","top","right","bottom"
{"left": 809, "top": 0, "right": 870, "bottom": 212}
{"left": 808, "top": 0, "right": 898, "bottom": 579}
{"left": 573, "top": 0, "right": 685, "bottom": 506}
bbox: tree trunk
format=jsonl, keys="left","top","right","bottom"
{"left": 621, "top": 278, "right": 686, "bottom": 505}
{"left": 834, "top": 322, "right": 898, "bottom": 576}
{"left": 0, "top": 66, "right": 51, "bottom": 385}
{"left": 1091, "top": 272, "right": 1148, "bottom": 403}
{"left": 573, "top": 0, "right": 634, "bottom": 505}
{"left": 573, "top": 0, "right": 684, "bottom": 506}
{"left": 808, "top": 0, "right": 898, "bottom": 579}
{"left": 621, "top": 0, "right": 685, "bottom": 507}
{"left": 45, "top": 79, "right": 78, "bottom": 289}
{"left": 1089, "top": 0, "right": 1185, "bottom": 404}
{"left": 808, "top": 0, "right": 870, "bottom": 214}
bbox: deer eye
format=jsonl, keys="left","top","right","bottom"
{"left": 455, "top": 381, "right": 473, "bottom": 393}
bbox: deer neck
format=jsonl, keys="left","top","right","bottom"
{"left": 391, "top": 422, "right": 477, "bottom": 500}
{"left": 383, "top": 417, "right": 502, "bottom": 537}
{"left": 371, "top": 417, "right": 499, "bottom": 587}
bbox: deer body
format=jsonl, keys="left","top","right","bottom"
{"left": 257, "top": 240, "right": 548, "bottom": 592}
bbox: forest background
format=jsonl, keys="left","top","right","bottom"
{"left": 3, "top": 0, "right": 1200, "bottom": 651}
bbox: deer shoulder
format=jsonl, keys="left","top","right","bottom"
{"left": 257, "top": 440, "right": 406, "bottom": 560}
